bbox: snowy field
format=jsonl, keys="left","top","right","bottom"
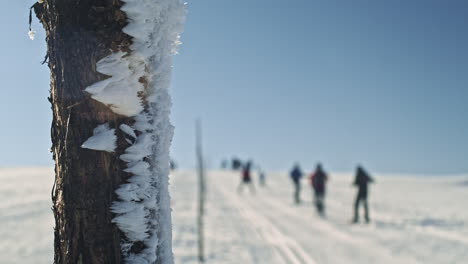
{"left": 1, "top": 168, "right": 468, "bottom": 263}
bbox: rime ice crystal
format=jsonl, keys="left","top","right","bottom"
{"left": 83, "top": 0, "right": 185, "bottom": 263}
{"left": 120, "top": 124, "right": 137, "bottom": 139}
{"left": 85, "top": 52, "right": 145, "bottom": 117}
{"left": 28, "top": 30, "right": 36, "bottom": 40}
{"left": 81, "top": 123, "right": 116, "bottom": 152}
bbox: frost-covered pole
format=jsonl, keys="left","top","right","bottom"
{"left": 33, "top": 0, "right": 184, "bottom": 263}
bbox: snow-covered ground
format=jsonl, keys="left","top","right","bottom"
{"left": 173, "top": 170, "right": 468, "bottom": 264}
{"left": 1, "top": 167, "right": 468, "bottom": 263}
{"left": 0, "top": 168, "right": 54, "bottom": 263}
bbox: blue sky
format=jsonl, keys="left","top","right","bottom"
{"left": 1, "top": 1, "right": 467, "bottom": 174}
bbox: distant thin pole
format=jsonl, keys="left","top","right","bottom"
{"left": 196, "top": 119, "right": 205, "bottom": 263}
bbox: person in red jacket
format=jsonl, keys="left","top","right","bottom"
{"left": 310, "top": 163, "right": 328, "bottom": 216}
{"left": 237, "top": 160, "right": 255, "bottom": 194}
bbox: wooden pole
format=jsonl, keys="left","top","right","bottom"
{"left": 196, "top": 119, "right": 205, "bottom": 263}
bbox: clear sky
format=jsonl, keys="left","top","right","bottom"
{"left": 1, "top": 1, "right": 467, "bottom": 174}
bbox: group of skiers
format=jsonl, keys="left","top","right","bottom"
{"left": 290, "top": 163, "right": 374, "bottom": 223}
{"left": 232, "top": 158, "right": 374, "bottom": 224}
{"left": 236, "top": 160, "right": 266, "bottom": 194}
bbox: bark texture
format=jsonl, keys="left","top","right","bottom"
{"left": 34, "top": 1, "right": 134, "bottom": 263}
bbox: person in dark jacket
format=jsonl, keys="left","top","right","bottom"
{"left": 232, "top": 158, "right": 242, "bottom": 170}
{"left": 238, "top": 160, "right": 255, "bottom": 194}
{"left": 290, "top": 163, "right": 303, "bottom": 204}
{"left": 310, "top": 163, "right": 328, "bottom": 216}
{"left": 352, "top": 165, "right": 374, "bottom": 223}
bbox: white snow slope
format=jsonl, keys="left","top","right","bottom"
{"left": 1, "top": 167, "right": 468, "bottom": 264}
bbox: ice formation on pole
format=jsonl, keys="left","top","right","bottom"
{"left": 81, "top": 123, "right": 116, "bottom": 152}
{"left": 85, "top": 52, "right": 146, "bottom": 117}
{"left": 83, "top": 0, "right": 185, "bottom": 263}
{"left": 120, "top": 124, "right": 137, "bottom": 139}
{"left": 28, "top": 30, "right": 36, "bottom": 40}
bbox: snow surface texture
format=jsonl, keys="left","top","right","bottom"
{"left": 81, "top": 123, "right": 116, "bottom": 152}
{"left": 171, "top": 170, "right": 468, "bottom": 264}
{"left": 2, "top": 168, "right": 468, "bottom": 264}
{"left": 83, "top": 0, "right": 185, "bottom": 263}
{"left": 0, "top": 168, "right": 54, "bottom": 264}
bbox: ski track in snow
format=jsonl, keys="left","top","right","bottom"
{"left": 172, "top": 170, "right": 468, "bottom": 264}
{"left": 217, "top": 176, "right": 317, "bottom": 264}
{"left": 1, "top": 168, "right": 468, "bottom": 263}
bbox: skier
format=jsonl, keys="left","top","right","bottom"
{"left": 221, "top": 159, "right": 228, "bottom": 169}
{"left": 290, "top": 163, "right": 303, "bottom": 204}
{"left": 310, "top": 163, "right": 328, "bottom": 216}
{"left": 258, "top": 170, "right": 266, "bottom": 187}
{"left": 238, "top": 160, "right": 255, "bottom": 194}
{"left": 232, "top": 157, "right": 242, "bottom": 170}
{"left": 170, "top": 159, "right": 177, "bottom": 171}
{"left": 352, "top": 165, "right": 374, "bottom": 223}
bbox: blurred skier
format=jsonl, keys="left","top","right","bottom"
{"left": 290, "top": 163, "right": 303, "bottom": 204}
{"left": 232, "top": 158, "right": 242, "bottom": 170}
{"left": 352, "top": 165, "right": 374, "bottom": 223}
{"left": 258, "top": 170, "right": 266, "bottom": 187}
{"left": 238, "top": 160, "right": 255, "bottom": 194}
{"left": 170, "top": 159, "right": 177, "bottom": 171}
{"left": 310, "top": 163, "right": 328, "bottom": 216}
{"left": 221, "top": 159, "right": 228, "bottom": 169}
